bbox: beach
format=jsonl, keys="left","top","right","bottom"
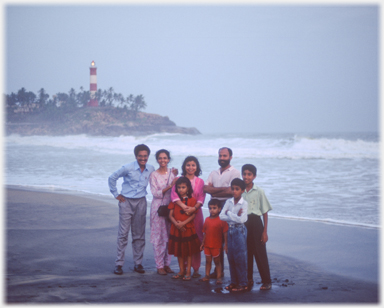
{"left": 5, "top": 186, "right": 379, "bottom": 304}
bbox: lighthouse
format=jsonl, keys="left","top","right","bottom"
{"left": 87, "top": 60, "right": 98, "bottom": 107}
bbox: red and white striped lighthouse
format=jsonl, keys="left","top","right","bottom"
{"left": 87, "top": 60, "right": 98, "bottom": 107}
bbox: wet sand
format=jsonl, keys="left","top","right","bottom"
{"left": 5, "top": 187, "right": 379, "bottom": 303}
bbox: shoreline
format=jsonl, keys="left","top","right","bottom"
{"left": 6, "top": 184, "right": 379, "bottom": 230}
{"left": 5, "top": 186, "right": 379, "bottom": 303}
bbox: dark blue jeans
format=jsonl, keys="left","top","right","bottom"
{"left": 227, "top": 224, "right": 247, "bottom": 286}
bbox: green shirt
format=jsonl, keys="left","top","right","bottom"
{"left": 242, "top": 184, "right": 272, "bottom": 216}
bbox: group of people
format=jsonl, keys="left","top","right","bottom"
{"left": 108, "top": 144, "right": 273, "bottom": 292}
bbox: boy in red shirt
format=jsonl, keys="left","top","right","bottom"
{"left": 199, "top": 199, "right": 228, "bottom": 284}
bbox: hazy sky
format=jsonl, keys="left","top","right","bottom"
{"left": 5, "top": 3, "right": 378, "bottom": 134}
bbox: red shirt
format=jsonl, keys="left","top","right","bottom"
{"left": 202, "top": 216, "right": 228, "bottom": 249}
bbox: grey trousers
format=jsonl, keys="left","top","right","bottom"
{"left": 115, "top": 197, "right": 147, "bottom": 266}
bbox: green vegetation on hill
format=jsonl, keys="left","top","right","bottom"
{"left": 5, "top": 87, "right": 146, "bottom": 121}
{"left": 5, "top": 87, "right": 200, "bottom": 136}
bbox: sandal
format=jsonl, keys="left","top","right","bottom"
{"left": 216, "top": 278, "right": 223, "bottom": 284}
{"left": 192, "top": 271, "right": 201, "bottom": 278}
{"left": 231, "top": 285, "right": 248, "bottom": 293}
{"left": 157, "top": 268, "right": 167, "bottom": 275}
{"left": 199, "top": 276, "right": 210, "bottom": 282}
{"left": 260, "top": 283, "right": 272, "bottom": 290}
{"left": 172, "top": 274, "right": 184, "bottom": 279}
{"left": 183, "top": 275, "right": 191, "bottom": 281}
{"left": 225, "top": 283, "right": 237, "bottom": 291}
{"left": 247, "top": 280, "right": 254, "bottom": 290}
{"left": 164, "top": 266, "right": 174, "bottom": 273}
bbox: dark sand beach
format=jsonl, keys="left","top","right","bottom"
{"left": 5, "top": 187, "right": 379, "bottom": 303}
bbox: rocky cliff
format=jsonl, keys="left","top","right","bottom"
{"left": 6, "top": 107, "right": 201, "bottom": 136}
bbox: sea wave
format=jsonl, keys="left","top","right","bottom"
{"left": 6, "top": 133, "right": 378, "bottom": 159}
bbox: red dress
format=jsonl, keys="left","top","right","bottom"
{"left": 168, "top": 197, "right": 201, "bottom": 257}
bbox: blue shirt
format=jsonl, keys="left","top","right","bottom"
{"left": 108, "top": 161, "right": 155, "bottom": 199}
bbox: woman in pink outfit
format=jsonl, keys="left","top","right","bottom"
{"left": 149, "top": 149, "right": 178, "bottom": 275}
{"left": 171, "top": 156, "right": 206, "bottom": 278}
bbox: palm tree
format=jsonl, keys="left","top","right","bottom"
{"left": 67, "top": 88, "right": 77, "bottom": 110}
{"left": 106, "top": 87, "right": 115, "bottom": 106}
{"left": 77, "top": 87, "right": 90, "bottom": 107}
{"left": 130, "top": 95, "right": 146, "bottom": 119}
{"left": 56, "top": 92, "right": 69, "bottom": 108}
{"left": 37, "top": 88, "right": 49, "bottom": 110}
{"left": 125, "top": 94, "right": 134, "bottom": 110}
{"left": 17, "top": 87, "right": 27, "bottom": 108}
{"left": 6, "top": 92, "right": 18, "bottom": 115}
{"left": 114, "top": 93, "right": 125, "bottom": 109}
{"left": 95, "top": 89, "right": 105, "bottom": 106}
{"left": 25, "top": 91, "right": 36, "bottom": 111}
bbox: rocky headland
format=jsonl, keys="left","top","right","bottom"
{"left": 6, "top": 107, "right": 200, "bottom": 136}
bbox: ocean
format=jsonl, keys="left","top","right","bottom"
{"left": 5, "top": 132, "right": 379, "bottom": 229}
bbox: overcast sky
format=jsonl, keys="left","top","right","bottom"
{"left": 5, "top": 3, "right": 378, "bottom": 134}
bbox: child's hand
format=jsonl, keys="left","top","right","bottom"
{"left": 180, "top": 227, "right": 186, "bottom": 232}
{"left": 171, "top": 167, "right": 179, "bottom": 176}
{"left": 176, "top": 220, "right": 186, "bottom": 230}
{"left": 200, "top": 244, "right": 204, "bottom": 251}
{"left": 261, "top": 231, "right": 268, "bottom": 244}
{"left": 237, "top": 208, "right": 243, "bottom": 216}
{"left": 175, "top": 220, "right": 183, "bottom": 230}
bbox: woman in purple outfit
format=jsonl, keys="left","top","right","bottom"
{"left": 149, "top": 149, "right": 178, "bottom": 275}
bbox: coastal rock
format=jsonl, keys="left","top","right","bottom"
{"left": 6, "top": 107, "right": 201, "bottom": 136}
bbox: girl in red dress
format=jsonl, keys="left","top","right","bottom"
{"left": 168, "top": 177, "right": 201, "bottom": 281}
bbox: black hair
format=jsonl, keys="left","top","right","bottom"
{"left": 181, "top": 156, "right": 202, "bottom": 177}
{"left": 219, "top": 147, "right": 233, "bottom": 157}
{"left": 175, "top": 177, "right": 193, "bottom": 199}
{"left": 155, "top": 149, "right": 171, "bottom": 161}
{"left": 242, "top": 164, "right": 257, "bottom": 176}
{"left": 208, "top": 199, "right": 221, "bottom": 207}
{"left": 231, "top": 178, "right": 246, "bottom": 191}
{"left": 134, "top": 144, "right": 150, "bottom": 157}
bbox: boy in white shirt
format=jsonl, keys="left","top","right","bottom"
{"left": 219, "top": 178, "right": 248, "bottom": 292}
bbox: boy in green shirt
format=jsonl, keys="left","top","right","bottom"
{"left": 242, "top": 164, "right": 272, "bottom": 290}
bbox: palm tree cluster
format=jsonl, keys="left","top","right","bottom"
{"left": 5, "top": 87, "right": 147, "bottom": 120}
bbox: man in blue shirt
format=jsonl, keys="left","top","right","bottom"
{"left": 108, "top": 144, "right": 155, "bottom": 275}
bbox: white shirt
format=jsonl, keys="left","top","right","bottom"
{"left": 219, "top": 197, "right": 248, "bottom": 225}
{"left": 206, "top": 166, "right": 241, "bottom": 201}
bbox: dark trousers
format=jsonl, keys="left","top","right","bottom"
{"left": 244, "top": 214, "right": 271, "bottom": 284}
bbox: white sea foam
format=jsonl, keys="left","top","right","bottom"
{"left": 6, "top": 133, "right": 378, "bottom": 159}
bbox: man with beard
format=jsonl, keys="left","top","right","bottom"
{"left": 203, "top": 147, "right": 240, "bottom": 278}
